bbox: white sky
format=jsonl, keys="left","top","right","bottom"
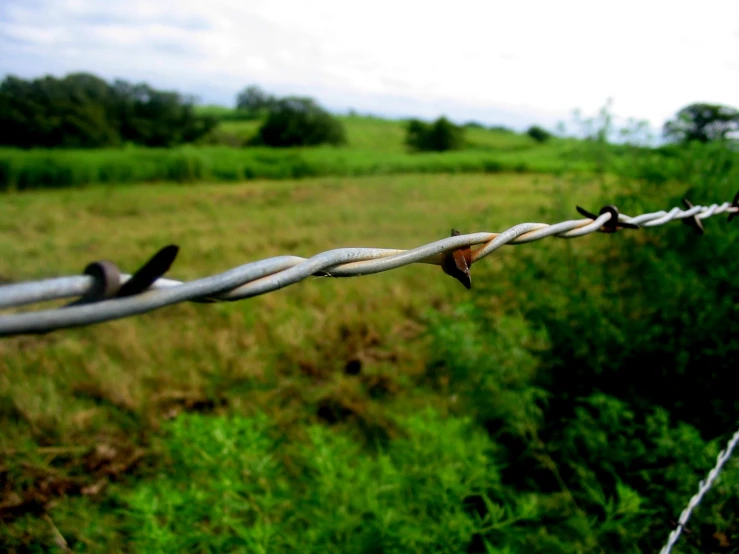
{"left": 1, "top": 0, "right": 738, "bottom": 132}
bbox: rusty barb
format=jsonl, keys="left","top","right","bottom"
{"left": 1, "top": 193, "right": 738, "bottom": 336}
{"left": 441, "top": 230, "right": 473, "bottom": 289}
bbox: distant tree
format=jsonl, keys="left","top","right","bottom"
{"left": 112, "top": 81, "right": 218, "bottom": 147}
{"left": 235, "top": 85, "right": 276, "bottom": 116}
{"left": 0, "top": 73, "right": 217, "bottom": 148}
{"left": 527, "top": 125, "right": 551, "bottom": 143}
{"left": 663, "top": 103, "right": 739, "bottom": 144}
{"left": 464, "top": 121, "right": 485, "bottom": 129}
{"left": 0, "top": 73, "right": 121, "bottom": 148}
{"left": 256, "top": 97, "right": 346, "bottom": 147}
{"left": 489, "top": 125, "right": 514, "bottom": 133}
{"left": 406, "top": 117, "right": 465, "bottom": 152}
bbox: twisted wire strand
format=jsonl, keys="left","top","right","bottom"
{"left": 660, "top": 427, "right": 739, "bottom": 554}
{"left": 0, "top": 200, "right": 736, "bottom": 337}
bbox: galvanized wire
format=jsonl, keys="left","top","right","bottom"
{"left": 0, "top": 199, "right": 736, "bottom": 337}
{"left": 660, "top": 426, "right": 739, "bottom": 554}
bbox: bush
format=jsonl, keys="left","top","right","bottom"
{"left": 427, "top": 300, "right": 737, "bottom": 552}
{"left": 256, "top": 97, "right": 347, "bottom": 147}
{"left": 527, "top": 125, "right": 552, "bottom": 143}
{"left": 406, "top": 117, "right": 465, "bottom": 152}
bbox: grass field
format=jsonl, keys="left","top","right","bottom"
{"left": 214, "top": 114, "right": 540, "bottom": 154}
{"left": 0, "top": 116, "right": 584, "bottom": 191}
{"left": 2, "top": 172, "right": 604, "bottom": 551}
{"left": 2, "top": 120, "right": 739, "bottom": 552}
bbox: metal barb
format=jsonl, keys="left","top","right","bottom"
{"left": 441, "top": 229, "right": 472, "bottom": 289}
{"left": 117, "top": 245, "right": 179, "bottom": 298}
{"left": 728, "top": 191, "right": 739, "bottom": 223}
{"left": 681, "top": 199, "right": 704, "bottom": 235}
{"left": 576, "top": 205, "right": 639, "bottom": 233}
{"left": 72, "top": 260, "right": 122, "bottom": 305}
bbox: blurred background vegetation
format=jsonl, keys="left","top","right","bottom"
{"left": 1, "top": 72, "right": 738, "bottom": 553}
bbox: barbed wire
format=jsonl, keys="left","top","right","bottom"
{"left": 660, "top": 426, "right": 739, "bottom": 554}
{"left": 2, "top": 193, "right": 739, "bottom": 553}
{"left": 1, "top": 197, "right": 737, "bottom": 338}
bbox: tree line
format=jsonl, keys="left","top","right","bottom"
{"left": 1, "top": 72, "right": 737, "bottom": 150}
{"left": 0, "top": 73, "right": 220, "bottom": 149}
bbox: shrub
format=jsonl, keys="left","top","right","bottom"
{"left": 527, "top": 125, "right": 552, "bottom": 143}
{"left": 406, "top": 117, "right": 465, "bottom": 152}
{"left": 256, "top": 97, "right": 347, "bottom": 147}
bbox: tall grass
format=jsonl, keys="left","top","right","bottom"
{"left": 0, "top": 145, "right": 574, "bottom": 191}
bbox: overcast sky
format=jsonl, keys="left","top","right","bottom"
{"left": 1, "top": 0, "right": 738, "bottom": 132}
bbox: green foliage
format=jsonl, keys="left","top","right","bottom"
{"left": 425, "top": 302, "right": 739, "bottom": 553}
{"left": 257, "top": 97, "right": 347, "bottom": 147}
{"left": 527, "top": 125, "right": 552, "bottom": 143}
{"left": 123, "top": 414, "right": 288, "bottom": 552}
{"left": 513, "top": 185, "right": 739, "bottom": 435}
{"left": 235, "top": 85, "right": 277, "bottom": 118}
{"left": 427, "top": 306, "right": 549, "bottom": 438}
{"left": 123, "top": 410, "right": 512, "bottom": 553}
{"left": 663, "top": 103, "right": 739, "bottom": 144}
{"left": 0, "top": 73, "right": 217, "bottom": 148}
{"left": 127, "top": 404, "right": 722, "bottom": 553}
{"left": 406, "top": 117, "right": 465, "bottom": 152}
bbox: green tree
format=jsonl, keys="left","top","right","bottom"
{"left": 256, "top": 97, "right": 346, "bottom": 147}
{"left": 527, "top": 125, "right": 552, "bottom": 143}
{"left": 663, "top": 103, "right": 739, "bottom": 144}
{"left": 0, "top": 73, "right": 217, "bottom": 148}
{"left": 0, "top": 73, "right": 121, "bottom": 148}
{"left": 405, "top": 116, "right": 465, "bottom": 152}
{"left": 235, "top": 85, "right": 276, "bottom": 117}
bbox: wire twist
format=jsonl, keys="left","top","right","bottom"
{"left": 0, "top": 198, "right": 736, "bottom": 337}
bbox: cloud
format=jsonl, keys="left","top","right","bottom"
{"left": 1, "top": 0, "right": 738, "bottom": 130}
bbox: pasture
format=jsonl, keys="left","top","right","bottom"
{"left": 0, "top": 116, "right": 580, "bottom": 192}
{"left": 2, "top": 153, "right": 738, "bottom": 552}
{"left": 0, "top": 172, "right": 571, "bottom": 551}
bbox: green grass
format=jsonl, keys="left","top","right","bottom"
{"left": 0, "top": 172, "right": 597, "bottom": 550}
{"left": 0, "top": 116, "right": 583, "bottom": 191}
{"left": 0, "top": 172, "right": 572, "bottom": 451}
{"left": 196, "top": 105, "right": 258, "bottom": 122}
{"left": 2, "top": 162, "right": 738, "bottom": 552}
{"left": 204, "top": 113, "right": 548, "bottom": 154}
{"left": 117, "top": 410, "right": 507, "bottom": 553}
